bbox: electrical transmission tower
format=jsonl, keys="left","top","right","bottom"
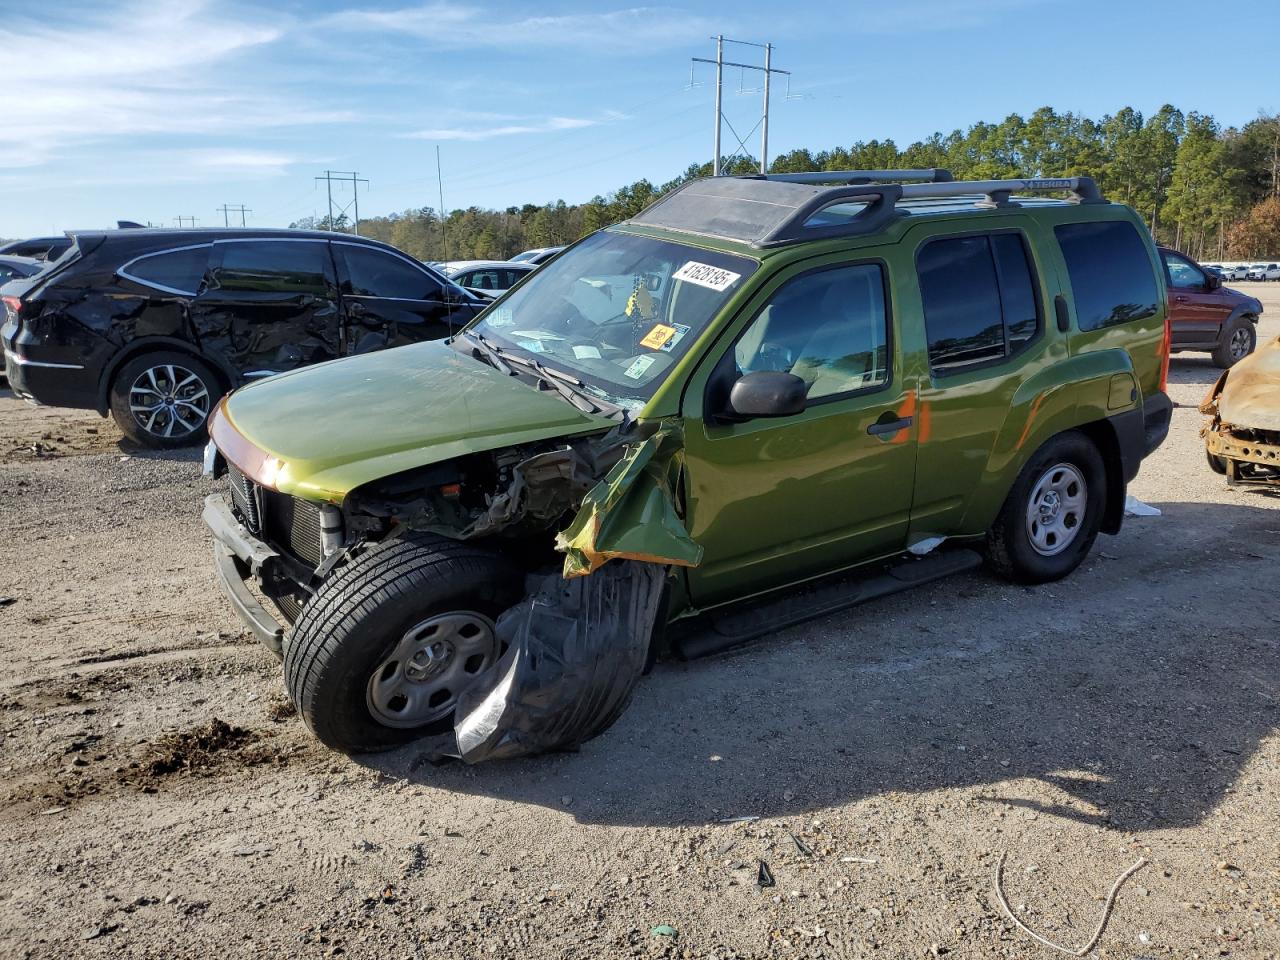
{"left": 174, "top": 215, "right": 198, "bottom": 228}
{"left": 314, "top": 170, "right": 369, "bottom": 235}
{"left": 692, "top": 35, "right": 789, "bottom": 175}
{"left": 217, "top": 204, "right": 252, "bottom": 227}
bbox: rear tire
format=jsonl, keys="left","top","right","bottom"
{"left": 985, "top": 430, "right": 1106, "bottom": 584}
{"left": 283, "top": 532, "right": 521, "bottom": 753}
{"left": 109, "top": 351, "right": 223, "bottom": 448}
{"left": 1212, "top": 318, "right": 1255, "bottom": 368}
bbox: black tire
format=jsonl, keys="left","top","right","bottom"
{"left": 985, "top": 430, "right": 1106, "bottom": 585}
{"left": 109, "top": 351, "right": 223, "bottom": 448}
{"left": 283, "top": 532, "right": 521, "bottom": 753}
{"left": 1212, "top": 318, "right": 1255, "bottom": 369}
{"left": 1206, "top": 448, "right": 1228, "bottom": 475}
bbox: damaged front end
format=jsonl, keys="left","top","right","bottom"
{"left": 1201, "top": 336, "right": 1280, "bottom": 487}
{"left": 208, "top": 412, "right": 703, "bottom": 761}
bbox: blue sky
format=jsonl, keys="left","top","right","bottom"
{"left": 2, "top": 0, "right": 1279, "bottom": 238}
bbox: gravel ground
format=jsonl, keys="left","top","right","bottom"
{"left": 1, "top": 287, "right": 1278, "bottom": 959}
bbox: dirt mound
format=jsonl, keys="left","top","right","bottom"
{"left": 144, "top": 718, "right": 256, "bottom": 776}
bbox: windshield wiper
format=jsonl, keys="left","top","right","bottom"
{"left": 458, "top": 331, "right": 513, "bottom": 376}
{"left": 499, "top": 351, "right": 625, "bottom": 418}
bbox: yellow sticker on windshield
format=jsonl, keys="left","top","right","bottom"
{"left": 640, "top": 323, "right": 677, "bottom": 350}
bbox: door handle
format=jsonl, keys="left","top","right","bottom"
{"left": 1054, "top": 294, "right": 1070, "bottom": 332}
{"left": 867, "top": 416, "right": 913, "bottom": 436}
{"left": 1173, "top": 295, "right": 1189, "bottom": 303}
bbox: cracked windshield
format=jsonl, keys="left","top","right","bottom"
{"left": 468, "top": 231, "right": 757, "bottom": 406}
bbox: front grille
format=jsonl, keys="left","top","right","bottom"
{"left": 227, "top": 465, "right": 260, "bottom": 534}
{"left": 263, "top": 490, "right": 324, "bottom": 568}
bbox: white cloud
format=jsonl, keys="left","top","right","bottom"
{"left": 328, "top": 3, "right": 719, "bottom": 52}
{"left": 403, "top": 115, "right": 603, "bottom": 142}
{"left": 0, "top": 2, "right": 347, "bottom": 170}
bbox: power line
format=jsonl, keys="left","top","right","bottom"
{"left": 216, "top": 203, "right": 252, "bottom": 227}
{"left": 692, "top": 35, "right": 789, "bottom": 175}
{"left": 174, "top": 215, "right": 198, "bottom": 228}
{"left": 314, "top": 170, "right": 369, "bottom": 234}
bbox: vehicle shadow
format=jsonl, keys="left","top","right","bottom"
{"left": 1167, "top": 355, "right": 1224, "bottom": 390}
{"left": 367, "top": 499, "right": 1280, "bottom": 833}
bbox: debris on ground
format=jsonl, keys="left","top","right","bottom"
{"left": 649, "top": 924, "right": 677, "bottom": 939}
{"left": 144, "top": 718, "right": 255, "bottom": 776}
{"left": 994, "top": 851, "right": 1149, "bottom": 956}
{"left": 756, "top": 860, "right": 776, "bottom": 889}
{"left": 1123, "top": 495, "right": 1162, "bottom": 517}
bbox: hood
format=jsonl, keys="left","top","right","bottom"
{"left": 1217, "top": 335, "right": 1280, "bottom": 432}
{"left": 1222, "top": 286, "right": 1262, "bottom": 311}
{"left": 213, "top": 340, "right": 614, "bottom": 502}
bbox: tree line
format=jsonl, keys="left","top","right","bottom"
{"left": 291, "top": 105, "right": 1280, "bottom": 262}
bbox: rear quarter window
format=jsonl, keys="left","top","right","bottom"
{"left": 1054, "top": 221, "right": 1160, "bottom": 331}
{"left": 120, "top": 245, "right": 211, "bottom": 295}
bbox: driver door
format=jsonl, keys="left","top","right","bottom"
{"left": 680, "top": 259, "right": 919, "bottom": 606}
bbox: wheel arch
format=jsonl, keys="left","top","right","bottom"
{"left": 96, "top": 336, "right": 235, "bottom": 414}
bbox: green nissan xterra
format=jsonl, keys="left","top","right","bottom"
{"left": 203, "top": 169, "right": 1173, "bottom": 760}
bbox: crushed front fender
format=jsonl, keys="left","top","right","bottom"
{"left": 555, "top": 423, "right": 702, "bottom": 579}
{"left": 451, "top": 560, "right": 665, "bottom": 763}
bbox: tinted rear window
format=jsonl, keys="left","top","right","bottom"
{"left": 1054, "top": 221, "right": 1160, "bottom": 330}
{"left": 214, "top": 241, "right": 332, "bottom": 294}
{"left": 122, "top": 245, "right": 210, "bottom": 294}
{"left": 917, "top": 231, "right": 1041, "bottom": 373}
{"left": 337, "top": 245, "right": 441, "bottom": 300}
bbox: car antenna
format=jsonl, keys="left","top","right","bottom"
{"left": 436, "top": 144, "right": 454, "bottom": 329}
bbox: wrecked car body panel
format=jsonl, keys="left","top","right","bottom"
{"left": 556, "top": 424, "right": 702, "bottom": 579}
{"left": 1201, "top": 335, "right": 1280, "bottom": 486}
{"left": 451, "top": 561, "right": 665, "bottom": 763}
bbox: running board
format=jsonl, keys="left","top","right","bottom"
{"left": 671, "top": 548, "right": 984, "bottom": 660}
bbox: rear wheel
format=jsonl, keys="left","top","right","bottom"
{"left": 283, "top": 532, "right": 521, "bottom": 753}
{"left": 109, "top": 351, "right": 222, "bottom": 448}
{"left": 986, "top": 431, "right": 1106, "bottom": 584}
{"left": 1212, "top": 318, "right": 1255, "bottom": 368}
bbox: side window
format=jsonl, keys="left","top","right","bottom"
{"left": 339, "top": 245, "right": 442, "bottom": 300}
{"left": 1054, "top": 221, "right": 1160, "bottom": 330}
{"left": 733, "top": 263, "right": 889, "bottom": 401}
{"left": 917, "top": 232, "right": 1041, "bottom": 374}
{"left": 122, "top": 245, "right": 211, "bottom": 295}
{"left": 1163, "top": 252, "right": 1205, "bottom": 290}
{"left": 214, "top": 241, "right": 331, "bottom": 295}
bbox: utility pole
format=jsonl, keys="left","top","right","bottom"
{"left": 174, "top": 216, "right": 198, "bottom": 228}
{"left": 692, "top": 36, "right": 789, "bottom": 176}
{"left": 313, "top": 170, "right": 369, "bottom": 234}
{"left": 217, "top": 204, "right": 251, "bottom": 227}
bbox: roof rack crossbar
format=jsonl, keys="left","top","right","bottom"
{"left": 758, "top": 184, "right": 904, "bottom": 247}
{"left": 753, "top": 168, "right": 953, "bottom": 185}
{"left": 898, "top": 176, "right": 1103, "bottom": 206}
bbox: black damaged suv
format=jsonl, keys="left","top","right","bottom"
{"left": 2, "top": 229, "right": 484, "bottom": 447}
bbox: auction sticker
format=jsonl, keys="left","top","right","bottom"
{"left": 673, "top": 261, "right": 741, "bottom": 292}
{"left": 624, "top": 355, "right": 656, "bottom": 380}
{"left": 660, "top": 323, "right": 691, "bottom": 353}
{"left": 639, "top": 323, "right": 677, "bottom": 350}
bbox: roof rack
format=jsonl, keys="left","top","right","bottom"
{"left": 753, "top": 168, "right": 954, "bottom": 185}
{"left": 627, "top": 172, "right": 1106, "bottom": 249}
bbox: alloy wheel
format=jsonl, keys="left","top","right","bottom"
{"left": 1229, "top": 327, "right": 1252, "bottom": 362}
{"left": 366, "top": 611, "right": 499, "bottom": 728}
{"left": 1024, "top": 462, "right": 1087, "bottom": 558}
{"left": 128, "top": 363, "right": 211, "bottom": 439}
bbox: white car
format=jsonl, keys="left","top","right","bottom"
{"left": 1248, "top": 262, "right": 1280, "bottom": 281}
{"left": 440, "top": 260, "right": 537, "bottom": 296}
{"left": 1221, "top": 264, "right": 1250, "bottom": 280}
{"left": 509, "top": 246, "right": 564, "bottom": 265}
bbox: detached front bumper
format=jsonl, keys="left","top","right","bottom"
{"left": 1203, "top": 424, "right": 1280, "bottom": 486}
{"left": 202, "top": 494, "right": 287, "bottom": 655}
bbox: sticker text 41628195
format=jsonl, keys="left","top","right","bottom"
{"left": 672, "top": 261, "right": 742, "bottom": 292}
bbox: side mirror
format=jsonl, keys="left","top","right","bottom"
{"left": 725, "top": 370, "right": 807, "bottom": 420}
{"left": 1206, "top": 273, "right": 1222, "bottom": 290}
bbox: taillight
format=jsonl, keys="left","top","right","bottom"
{"left": 1158, "top": 313, "right": 1171, "bottom": 394}
{"left": 2, "top": 295, "right": 21, "bottom": 319}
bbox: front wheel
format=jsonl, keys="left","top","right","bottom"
{"left": 109, "top": 351, "right": 223, "bottom": 448}
{"left": 1212, "top": 318, "right": 1255, "bottom": 369}
{"left": 283, "top": 532, "right": 521, "bottom": 753}
{"left": 985, "top": 431, "right": 1106, "bottom": 584}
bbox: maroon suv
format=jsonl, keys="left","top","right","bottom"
{"left": 1161, "top": 247, "right": 1261, "bottom": 367}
